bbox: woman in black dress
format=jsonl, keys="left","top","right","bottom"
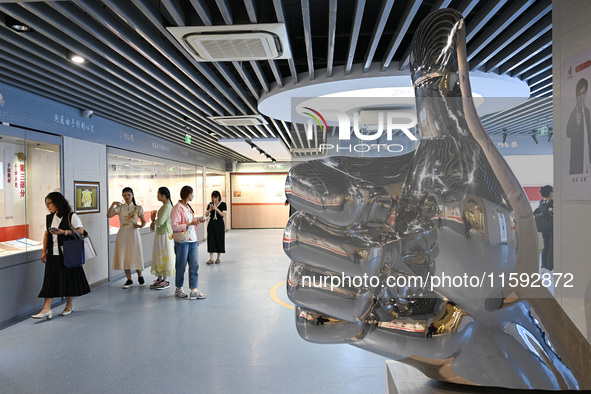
{"left": 205, "top": 190, "right": 226, "bottom": 264}
{"left": 32, "top": 192, "right": 90, "bottom": 319}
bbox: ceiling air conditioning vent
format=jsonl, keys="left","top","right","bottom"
{"left": 209, "top": 115, "right": 268, "bottom": 127}
{"left": 167, "top": 24, "right": 292, "bottom": 62}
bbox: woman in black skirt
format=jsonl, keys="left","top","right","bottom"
{"left": 32, "top": 192, "right": 90, "bottom": 319}
{"left": 205, "top": 190, "right": 226, "bottom": 264}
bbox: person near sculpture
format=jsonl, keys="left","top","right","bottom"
{"left": 537, "top": 185, "right": 554, "bottom": 272}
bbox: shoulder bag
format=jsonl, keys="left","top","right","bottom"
{"left": 533, "top": 201, "right": 553, "bottom": 233}
{"left": 172, "top": 230, "right": 190, "bottom": 243}
{"left": 172, "top": 204, "right": 193, "bottom": 243}
{"left": 62, "top": 212, "right": 85, "bottom": 268}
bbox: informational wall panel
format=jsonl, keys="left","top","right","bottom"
{"left": 231, "top": 173, "right": 289, "bottom": 229}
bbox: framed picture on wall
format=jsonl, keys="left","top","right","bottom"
{"left": 74, "top": 181, "right": 100, "bottom": 214}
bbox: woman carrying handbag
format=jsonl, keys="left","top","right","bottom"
{"left": 33, "top": 192, "right": 90, "bottom": 319}
{"left": 170, "top": 185, "right": 207, "bottom": 300}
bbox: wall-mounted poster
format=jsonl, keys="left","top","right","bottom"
{"left": 74, "top": 181, "right": 100, "bottom": 214}
{"left": 562, "top": 45, "right": 591, "bottom": 200}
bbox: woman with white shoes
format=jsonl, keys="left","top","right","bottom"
{"left": 107, "top": 187, "right": 146, "bottom": 288}
{"left": 170, "top": 185, "right": 207, "bottom": 300}
{"left": 33, "top": 192, "right": 90, "bottom": 319}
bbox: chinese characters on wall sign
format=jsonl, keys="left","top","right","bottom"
{"left": 53, "top": 114, "right": 95, "bottom": 133}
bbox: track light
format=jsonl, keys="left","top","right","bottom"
{"left": 531, "top": 129, "right": 538, "bottom": 144}
{"left": 502, "top": 128, "right": 508, "bottom": 143}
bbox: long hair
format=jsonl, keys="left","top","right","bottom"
{"left": 45, "top": 192, "right": 72, "bottom": 218}
{"left": 211, "top": 190, "right": 221, "bottom": 201}
{"left": 158, "top": 186, "right": 172, "bottom": 206}
{"left": 180, "top": 185, "right": 194, "bottom": 213}
{"left": 122, "top": 187, "right": 137, "bottom": 206}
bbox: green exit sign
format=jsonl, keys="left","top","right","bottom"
{"left": 185, "top": 134, "right": 191, "bottom": 144}
{"left": 539, "top": 126, "right": 548, "bottom": 136}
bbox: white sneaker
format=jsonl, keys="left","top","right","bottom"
{"left": 174, "top": 287, "right": 188, "bottom": 298}
{"left": 189, "top": 289, "right": 207, "bottom": 300}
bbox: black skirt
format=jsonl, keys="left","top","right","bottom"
{"left": 207, "top": 218, "right": 226, "bottom": 253}
{"left": 38, "top": 254, "right": 91, "bottom": 298}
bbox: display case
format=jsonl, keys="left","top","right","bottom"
{"left": 0, "top": 133, "right": 61, "bottom": 258}
{"left": 107, "top": 152, "right": 203, "bottom": 235}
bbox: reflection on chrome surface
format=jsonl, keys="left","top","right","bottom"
{"left": 284, "top": 9, "right": 591, "bottom": 390}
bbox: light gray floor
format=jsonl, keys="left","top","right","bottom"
{"left": 0, "top": 229, "right": 386, "bottom": 394}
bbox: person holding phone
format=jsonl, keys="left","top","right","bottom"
{"left": 107, "top": 187, "right": 146, "bottom": 288}
{"left": 205, "top": 190, "right": 226, "bottom": 265}
{"left": 170, "top": 185, "right": 207, "bottom": 300}
{"left": 33, "top": 192, "right": 90, "bottom": 319}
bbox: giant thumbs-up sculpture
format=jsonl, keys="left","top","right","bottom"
{"left": 284, "top": 9, "right": 591, "bottom": 390}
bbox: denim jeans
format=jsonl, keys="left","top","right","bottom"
{"left": 174, "top": 241, "right": 199, "bottom": 289}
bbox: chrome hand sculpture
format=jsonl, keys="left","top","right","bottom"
{"left": 284, "top": 9, "right": 591, "bottom": 390}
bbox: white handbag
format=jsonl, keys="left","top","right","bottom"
{"left": 82, "top": 236, "right": 97, "bottom": 261}
{"left": 172, "top": 230, "right": 190, "bottom": 243}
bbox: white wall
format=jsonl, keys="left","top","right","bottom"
{"left": 553, "top": 0, "right": 591, "bottom": 342}
{"left": 63, "top": 137, "right": 108, "bottom": 285}
{"left": 504, "top": 155, "right": 554, "bottom": 187}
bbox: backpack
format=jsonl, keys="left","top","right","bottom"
{"left": 533, "top": 200, "right": 553, "bottom": 233}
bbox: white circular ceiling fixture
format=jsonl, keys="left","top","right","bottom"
{"left": 258, "top": 66, "right": 530, "bottom": 125}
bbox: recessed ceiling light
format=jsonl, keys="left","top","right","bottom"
{"left": 11, "top": 23, "right": 31, "bottom": 32}
{"left": 5, "top": 16, "right": 32, "bottom": 32}
{"left": 67, "top": 50, "right": 87, "bottom": 64}
{"left": 71, "top": 55, "right": 86, "bottom": 63}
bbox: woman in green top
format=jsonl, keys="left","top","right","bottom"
{"left": 149, "top": 187, "right": 175, "bottom": 290}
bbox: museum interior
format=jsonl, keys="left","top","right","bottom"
{"left": 0, "top": 0, "right": 589, "bottom": 392}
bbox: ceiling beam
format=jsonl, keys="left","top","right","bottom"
{"left": 469, "top": 0, "right": 551, "bottom": 69}
{"left": 326, "top": 0, "right": 337, "bottom": 78}
{"left": 381, "top": 0, "right": 422, "bottom": 72}
{"left": 273, "top": 0, "right": 298, "bottom": 84}
{"left": 301, "top": 0, "right": 315, "bottom": 80}
{"left": 482, "top": 13, "right": 551, "bottom": 72}
{"left": 362, "top": 0, "right": 394, "bottom": 73}
{"left": 465, "top": 0, "right": 507, "bottom": 42}
{"left": 345, "top": 0, "right": 365, "bottom": 75}
{"left": 467, "top": 0, "right": 535, "bottom": 61}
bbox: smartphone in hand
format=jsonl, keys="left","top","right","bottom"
{"left": 48, "top": 227, "right": 58, "bottom": 231}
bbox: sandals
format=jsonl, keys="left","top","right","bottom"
{"left": 150, "top": 279, "right": 163, "bottom": 289}
{"left": 206, "top": 259, "right": 214, "bottom": 265}
{"left": 215, "top": 258, "right": 220, "bottom": 264}
{"left": 156, "top": 280, "right": 170, "bottom": 290}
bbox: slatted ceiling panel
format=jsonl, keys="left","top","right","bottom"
{"left": 0, "top": 0, "right": 554, "bottom": 161}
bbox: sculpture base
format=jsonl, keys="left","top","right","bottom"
{"left": 385, "top": 361, "right": 535, "bottom": 393}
